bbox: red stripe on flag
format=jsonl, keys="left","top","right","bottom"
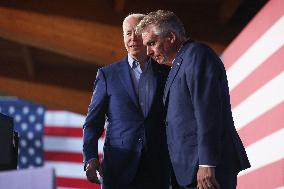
{"left": 45, "top": 151, "right": 103, "bottom": 163}
{"left": 238, "top": 102, "right": 284, "bottom": 147}
{"left": 237, "top": 159, "right": 284, "bottom": 189}
{"left": 223, "top": 0, "right": 284, "bottom": 69}
{"left": 56, "top": 177, "right": 101, "bottom": 189}
{"left": 45, "top": 126, "right": 82, "bottom": 137}
{"left": 45, "top": 126, "right": 106, "bottom": 138}
{"left": 45, "top": 151, "right": 83, "bottom": 163}
{"left": 230, "top": 45, "right": 284, "bottom": 108}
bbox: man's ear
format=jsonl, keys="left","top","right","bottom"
{"left": 168, "top": 32, "right": 177, "bottom": 44}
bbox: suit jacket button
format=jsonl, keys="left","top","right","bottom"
{"left": 138, "top": 138, "right": 142, "bottom": 142}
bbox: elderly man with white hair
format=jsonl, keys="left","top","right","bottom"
{"left": 83, "top": 13, "right": 170, "bottom": 189}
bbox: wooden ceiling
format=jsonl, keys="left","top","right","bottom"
{"left": 0, "top": 0, "right": 267, "bottom": 114}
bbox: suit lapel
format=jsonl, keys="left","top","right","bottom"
{"left": 163, "top": 39, "right": 192, "bottom": 105}
{"left": 118, "top": 58, "right": 140, "bottom": 109}
{"left": 163, "top": 56, "right": 183, "bottom": 104}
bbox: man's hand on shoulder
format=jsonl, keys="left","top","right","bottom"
{"left": 85, "top": 159, "right": 102, "bottom": 184}
{"left": 197, "top": 167, "right": 220, "bottom": 189}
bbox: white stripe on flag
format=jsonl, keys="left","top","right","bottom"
{"left": 44, "top": 136, "right": 104, "bottom": 153}
{"left": 233, "top": 72, "right": 284, "bottom": 130}
{"left": 227, "top": 15, "right": 284, "bottom": 91}
{"left": 238, "top": 128, "right": 284, "bottom": 176}
{"left": 45, "top": 111, "right": 85, "bottom": 127}
{"left": 45, "top": 161, "right": 85, "bottom": 179}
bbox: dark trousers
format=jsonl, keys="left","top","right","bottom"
{"left": 103, "top": 150, "right": 169, "bottom": 189}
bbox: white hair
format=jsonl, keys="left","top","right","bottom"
{"left": 122, "top": 13, "right": 145, "bottom": 29}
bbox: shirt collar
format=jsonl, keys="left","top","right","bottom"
{"left": 128, "top": 54, "right": 137, "bottom": 68}
{"left": 128, "top": 54, "right": 151, "bottom": 70}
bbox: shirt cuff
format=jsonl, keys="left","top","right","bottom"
{"left": 199, "top": 165, "right": 216, "bottom": 167}
{"left": 87, "top": 158, "right": 97, "bottom": 164}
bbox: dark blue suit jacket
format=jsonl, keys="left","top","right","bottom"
{"left": 164, "top": 40, "right": 250, "bottom": 186}
{"left": 83, "top": 57, "right": 170, "bottom": 185}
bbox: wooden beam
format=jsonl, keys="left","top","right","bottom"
{"left": 0, "top": 76, "right": 91, "bottom": 114}
{"left": 0, "top": 6, "right": 125, "bottom": 66}
{"left": 0, "top": 6, "right": 227, "bottom": 66}
{"left": 21, "top": 46, "right": 36, "bottom": 79}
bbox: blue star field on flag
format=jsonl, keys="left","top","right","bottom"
{"left": 0, "top": 98, "right": 45, "bottom": 169}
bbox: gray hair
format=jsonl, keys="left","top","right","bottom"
{"left": 136, "top": 10, "right": 186, "bottom": 41}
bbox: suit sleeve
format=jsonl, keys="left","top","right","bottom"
{"left": 186, "top": 45, "right": 223, "bottom": 166}
{"left": 83, "top": 68, "right": 108, "bottom": 168}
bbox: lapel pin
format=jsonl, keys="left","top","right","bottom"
{"left": 177, "top": 62, "right": 180, "bottom": 66}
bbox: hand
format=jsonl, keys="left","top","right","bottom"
{"left": 197, "top": 167, "right": 220, "bottom": 189}
{"left": 85, "top": 159, "right": 103, "bottom": 184}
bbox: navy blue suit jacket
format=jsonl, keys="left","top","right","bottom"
{"left": 83, "top": 57, "right": 170, "bottom": 185}
{"left": 164, "top": 40, "right": 250, "bottom": 186}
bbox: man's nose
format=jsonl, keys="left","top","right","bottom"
{"left": 147, "top": 47, "right": 153, "bottom": 56}
{"left": 130, "top": 33, "right": 137, "bottom": 40}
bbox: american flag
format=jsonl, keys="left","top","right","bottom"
{"left": 0, "top": 98, "right": 103, "bottom": 189}
{"left": 0, "top": 98, "right": 45, "bottom": 169}
{"left": 222, "top": 0, "right": 284, "bottom": 188}
{"left": 44, "top": 110, "right": 104, "bottom": 189}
